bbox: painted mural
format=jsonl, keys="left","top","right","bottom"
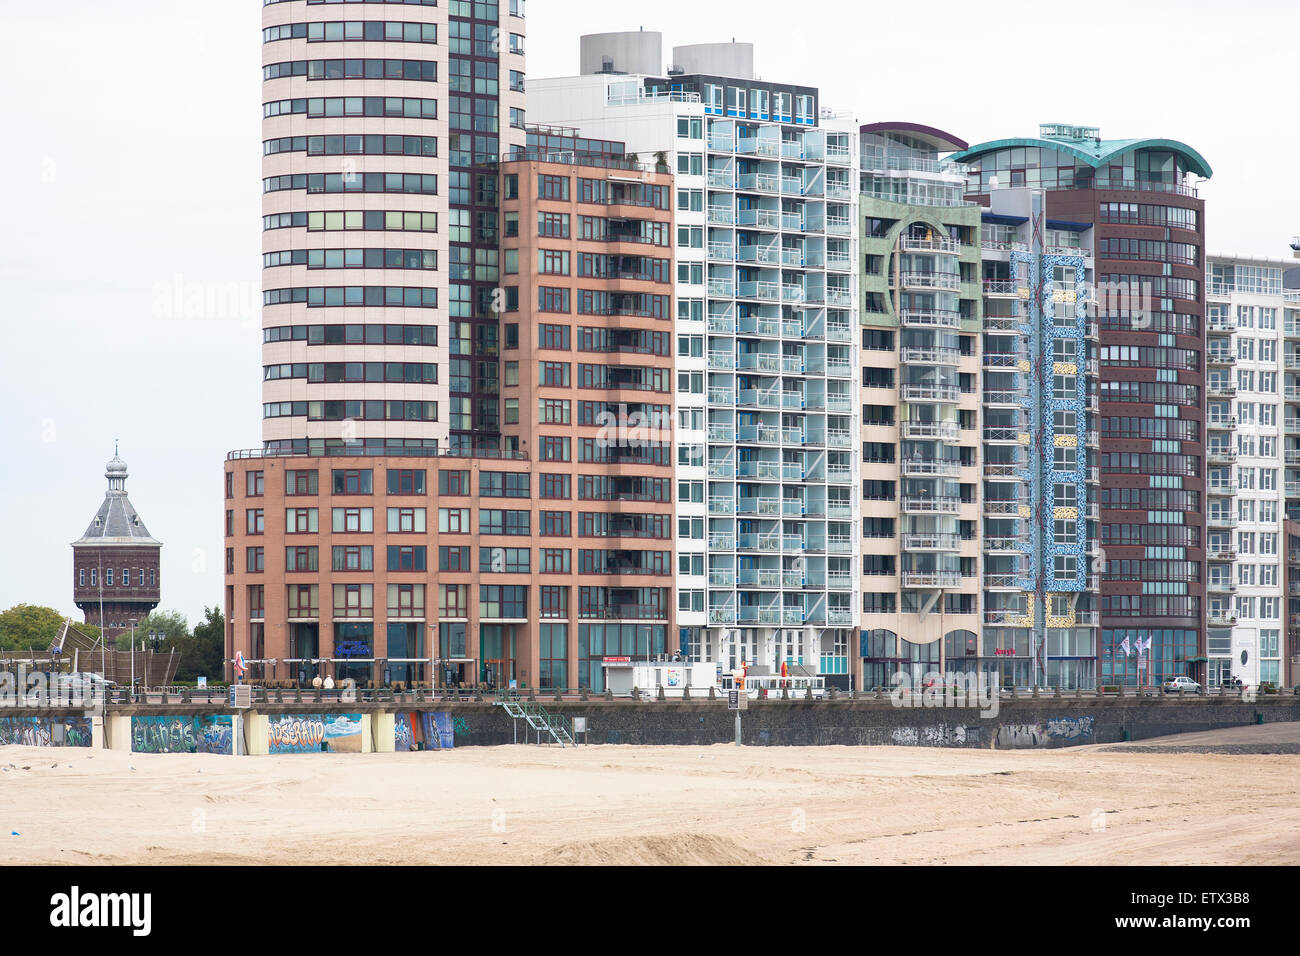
{"left": 196, "top": 716, "right": 234, "bottom": 755}
{"left": 0, "top": 717, "right": 52, "bottom": 747}
{"left": 394, "top": 712, "right": 456, "bottom": 751}
{"left": 0, "top": 717, "right": 93, "bottom": 748}
{"left": 130, "top": 715, "right": 235, "bottom": 755}
{"left": 268, "top": 714, "right": 363, "bottom": 754}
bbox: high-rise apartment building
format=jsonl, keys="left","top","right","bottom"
{"left": 1205, "top": 251, "right": 1300, "bottom": 689}
{"left": 856, "top": 125, "right": 1101, "bottom": 690}
{"left": 856, "top": 124, "right": 986, "bottom": 688}
{"left": 530, "top": 33, "right": 860, "bottom": 686}
{"left": 230, "top": 4, "right": 674, "bottom": 690}
{"left": 260, "top": 0, "right": 525, "bottom": 455}
{"left": 953, "top": 125, "right": 1211, "bottom": 688}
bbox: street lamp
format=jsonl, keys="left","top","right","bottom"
{"left": 128, "top": 619, "right": 138, "bottom": 700}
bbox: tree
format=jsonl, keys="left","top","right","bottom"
{"left": 187, "top": 607, "right": 225, "bottom": 683}
{"left": 114, "top": 610, "right": 188, "bottom": 652}
{"left": 0, "top": 605, "right": 72, "bottom": 653}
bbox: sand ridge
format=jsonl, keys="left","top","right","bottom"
{"left": 1, "top": 742, "right": 1296, "bottom": 866}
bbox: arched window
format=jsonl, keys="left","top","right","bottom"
{"left": 861, "top": 629, "right": 898, "bottom": 659}
{"left": 944, "top": 629, "right": 979, "bottom": 659}
{"left": 902, "top": 638, "right": 940, "bottom": 663}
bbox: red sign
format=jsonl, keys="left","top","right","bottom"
{"left": 603, "top": 657, "right": 632, "bottom": 663}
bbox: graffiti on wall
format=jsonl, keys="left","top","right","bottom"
{"left": 1045, "top": 716, "right": 1095, "bottom": 741}
{"left": 996, "top": 724, "right": 1045, "bottom": 748}
{"left": 269, "top": 714, "right": 363, "bottom": 754}
{"left": 196, "top": 716, "right": 234, "bottom": 755}
{"left": 890, "top": 724, "right": 977, "bottom": 747}
{"left": 0, "top": 717, "right": 52, "bottom": 747}
{"left": 132, "top": 716, "right": 195, "bottom": 754}
{"left": 130, "top": 716, "right": 234, "bottom": 755}
{"left": 394, "top": 712, "right": 456, "bottom": 751}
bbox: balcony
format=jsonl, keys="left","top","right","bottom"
{"left": 899, "top": 235, "right": 960, "bottom": 255}
{"left": 900, "top": 534, "right": 961, "bottom": 552}
{"left": 900, "top": 383, "right": 960, "bottom": 403}
{"left": 1207, "top": 547, "right": 1237, "bottom": 562}
{"left": 983, "top": 351, "right": 1024, "bottom": 369}
{"left": 983, "top": 427, "right": 1024, "bottom": 444}
{"left": 985, "top": 537, "right": 1028, "bottom": 553}
{"left": 827, "top": 607, "right": 855, "bottom": 626}
{"left": 1206, "top": 513, "right": 1238, "bottom": 529}
{"left": 985, "top": 389, "right": 1028, "bottom": 406}
{"left": 737, "top": 280, "right": 781, "bottom": 302}
{"left": 983, "top": 499, "right": 1022, "bottom": 516}
{"left": 1207, "top": 612, "right": 1238, "bottom": 628}
{"left": 901, "top": 458, "right": 961, "bottom": 478}
{"left": 901, "top": 496, "right": 962, "bottom": 515}
{"left": 1207, "top": 580, "right": 1238, "bottom": 594}
{"left": 900, "top": 309, "right": 962, "bottom": 330}
{"left": 984, "top": 609, "right": 1025, "bottom": 626}
{"left": 902, "top": 571, "right": 962, "bottom": 589}
{"left": 1207, "top": 481, "right": 1237, "bottom": 497}
{"left": 1207, "top": 383, "right": 1238, "bottom": 399}
{"left": 984, "top": 573, "right": 1021, "bottom": 589}
{"left": 1207, "top": 448, "right": 1238, "bottom": 465}
{"left": 898, "top": 271, "right": 961, "bottom": 292}
{"left": 982, "top": 279, "right": 1021, "bottom": 297}
{"left": 1206, "top": 351, "right": 1236, "bottom": 367}
{"left": 1206, "top": 416, "right": 1237, "bottom": 431}
{"left": 902, "top": 347, "right": 962, "bottom": 366}
{"left": 983, "top": 462, "right": 1025, "bottom": 479}
{"left": 901, "top": 421, "right": 960, "bottom": 441}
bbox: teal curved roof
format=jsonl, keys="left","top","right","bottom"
{"left": 950, "top": 136, "right": 1212, "bottom": 179}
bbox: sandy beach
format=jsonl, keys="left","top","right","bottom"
{"left": 2, "top": 732, "right": 1297, "bottom": 866}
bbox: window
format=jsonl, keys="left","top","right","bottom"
{"left": 286, "top": 546, "right": 319, "bottom": 572}
{"left": 332, "top": 469, "right": 373, "bottom": 495}
{"left": 541, "top": 475, "right": 570, "bottom": 499}
{"left": 332, "top": 545, "right": 374, "bottom": 572}
{"left": 439, "top": 546, "right": 471, "bottom": 572}
{"left": 246, "top": 471, "right": 264, "bottom": 497}
{"left": 540, "top": 361, "right": 570, "bottom": 387}
{"left": 538, "top": 212, "right": 569, "bottom": 238}
{"left": 285, "top": 508, "right": 319, "bottom": 534}
{"left": 331, "top": 507, "right": 374, "bottom": 533}
{"left": 439, "top": 470, "right": 470, "bottom": 496}
{"left": 246, "top": 547, "right": 265, "bottom": 573}
{"left": 480, "top": 547, "right": 531, "bottom": 574}
{"left": 480, "top": 510, "right": 531, "bottom": 536}
{"left": 538, "top": 174, "right": 569, "bottom": 201}
{"left": 387, "top": 469, "right": 426, "bottom": 495}
{"left": 247, "top": 509, "right": 265, "bottom": 535}
{"left": 286, "top": 470, "right": 319, "bottom": 495}
{"left": 439, "top": 508, "right": 470, "bottom": 533}
{"left": 387, "top": 507, "right": 427, "bottom": 533}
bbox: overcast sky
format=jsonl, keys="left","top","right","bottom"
{"left": 1, "top": 0, "right": 1295, "bottom": 628}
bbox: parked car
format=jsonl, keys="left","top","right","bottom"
{"left": 1162, "top": 676, "right": 1202, "bottom": 695}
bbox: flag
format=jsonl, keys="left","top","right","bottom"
{"left": 235, "top": 652, "right": 247, "bottom": 680}
{"left": 1119, "top": 637, "right": 1132, "bottom": 658}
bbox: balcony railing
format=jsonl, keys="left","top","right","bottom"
{"left": 902, "top": 572, "right": 962, "bottom": 589}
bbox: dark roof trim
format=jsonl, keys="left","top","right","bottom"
{"left": 859, "top": 122, "right": 968, "bottom": 152}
